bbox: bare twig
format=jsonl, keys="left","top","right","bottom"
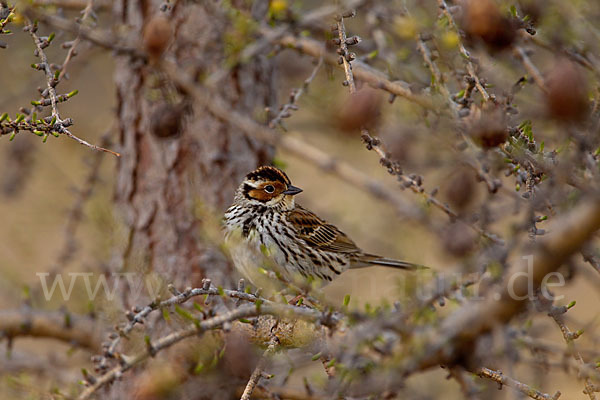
{"left": 437, "top": 0, "right": 492, "bottom": 102}
{"left": 335, "top": 14, "right": 357, "bottom": 92}
{"left": 33, "top": 8, "right": 434, "bottom": 111}
{"left": 520, "top": 31, "right": 600, "bottom": 80}
{"left": 269, "top": 56, "right": 323, "bottom": 129}
{"left": 23, "top": 17, "right": 120, "bottom": 156}
{"left": 240, "top": 337, "right": 279, "bottom": 400}
{"left": 0, "top": 309, "right": 101, "bottom": 350}
{"left": 416, "top": 37, "right": 453, "bottom": 104}
{"left": 542, "top": 299, "right": 597, "bottom": 400}
{"left": 102, "top": 279, "right": 282, "bottom": 361}
{"left": 26, "top": 19, "right": 61, "bottom": 122}
{"left": 275, "top": 33, "right": 435, "bottom": 109}
{"left": 478, "top": 367, "right": 561, "bottom": 400}
{"left": 513, "top": 46, "right": 547, "bottom": 92}
{"left": 449, "top": 367, "right": 480, "bottom": 400}
{"left": 25, "top": 7, "right": 145, "bottom": 59}
{"left": 416, "top": 37, "right": 502, "bottom": 194}
{"left": 56, "top": 132, "right": 111, "bottom": 266}
{"left": 581, "top": 248, "right": 600, "bottom": 275}
{"left": 57, "top": 0, "right": 95, "bottom": 82}
{"left": 32, "top": 0, "right": 109, "bottom": 10}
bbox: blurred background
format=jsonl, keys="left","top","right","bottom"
{"left": 1, "top": 0, "right": 600, "bottom": 398}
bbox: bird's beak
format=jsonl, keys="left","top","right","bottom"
{"left": 282, "top": 185, "right": 303, "bottom": 195}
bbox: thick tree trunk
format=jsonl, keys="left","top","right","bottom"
{"left": 113, "top": 0, "right": 274, "bottom": 290}
{"left": 109, "top": 3, "right": 275, "bottom": 396}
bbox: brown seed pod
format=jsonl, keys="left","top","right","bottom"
{"left": 335, "top": 87, "right": 382, "bottom": 133}
{"left": 461, "top": 0, "right": 516, "bottom": 50}
{"left": 143, "top": 16, "right": 173, "bottom": 61}
{"left": 545, "top": 58, "right": 589, "bottom": 123}
{"left": 518, "top": 0, "right": 542, "bottom": 25}
{"left": 465, "top": 105, "right": 508, "bottom": 149}
{"left": 441, "top": 221, "right": 476, "bottom": 257}
{"left": 443, "top": 167, "right": 476, "bottom": 211}
{"left": 150, "top": 102, "right": 190, "bottom": 138}
{"left": 221, "top": 331, "right": 259, "bottom": 378}
{"left": 381, "top": 129, "right": 414, "bottom": 164}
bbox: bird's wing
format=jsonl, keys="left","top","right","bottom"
{"left": 286, "top": 206, "right": 361, "bottom": 254}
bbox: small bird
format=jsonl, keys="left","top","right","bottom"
{"left": 224, "top": 166, "right": 422, "bottom": 291}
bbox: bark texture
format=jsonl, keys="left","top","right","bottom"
{"left": 113, "top": 0, "right": 274, "bottom": 290}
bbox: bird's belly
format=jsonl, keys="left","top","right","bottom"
{"left": 224, "top": 222, "right": 345, "bottom": 290}
{"left": 224, "top": 227, "right": 289, "bottom": 291}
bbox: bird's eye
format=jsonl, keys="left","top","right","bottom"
{"left": 264, "top": 185, "right": 275, "bottom": 193}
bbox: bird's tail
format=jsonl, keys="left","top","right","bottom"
{"left": 356, "top": 254, "right": 427, "bottom": 270}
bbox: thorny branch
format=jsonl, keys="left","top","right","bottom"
{"left": 333, "top": 10, "right": 504, "bottom": 245}
{"left": 79, "top": 281, "right": 335, "bottom": 400}
{"left": 538, "top": 295, "right": 597, "bottom": 400}
{"left": 101, "top": 279, "right": 277, "bottom": 363}
{"left": 1, "top": 15, "right": 119, "bottom": 156}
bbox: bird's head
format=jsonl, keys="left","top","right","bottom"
{"left": 235, "top": 166, "right": 302, "bottom": 209}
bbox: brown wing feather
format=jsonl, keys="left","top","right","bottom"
{"left": 287, "top": 206, "right": 361, "bottom": 254}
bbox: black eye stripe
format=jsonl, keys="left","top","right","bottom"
{"left": 243, "top": 183, "right": 255, "bottom": 195}
{"left": 242, "top": 183, "right": 268, "bottom": 202}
